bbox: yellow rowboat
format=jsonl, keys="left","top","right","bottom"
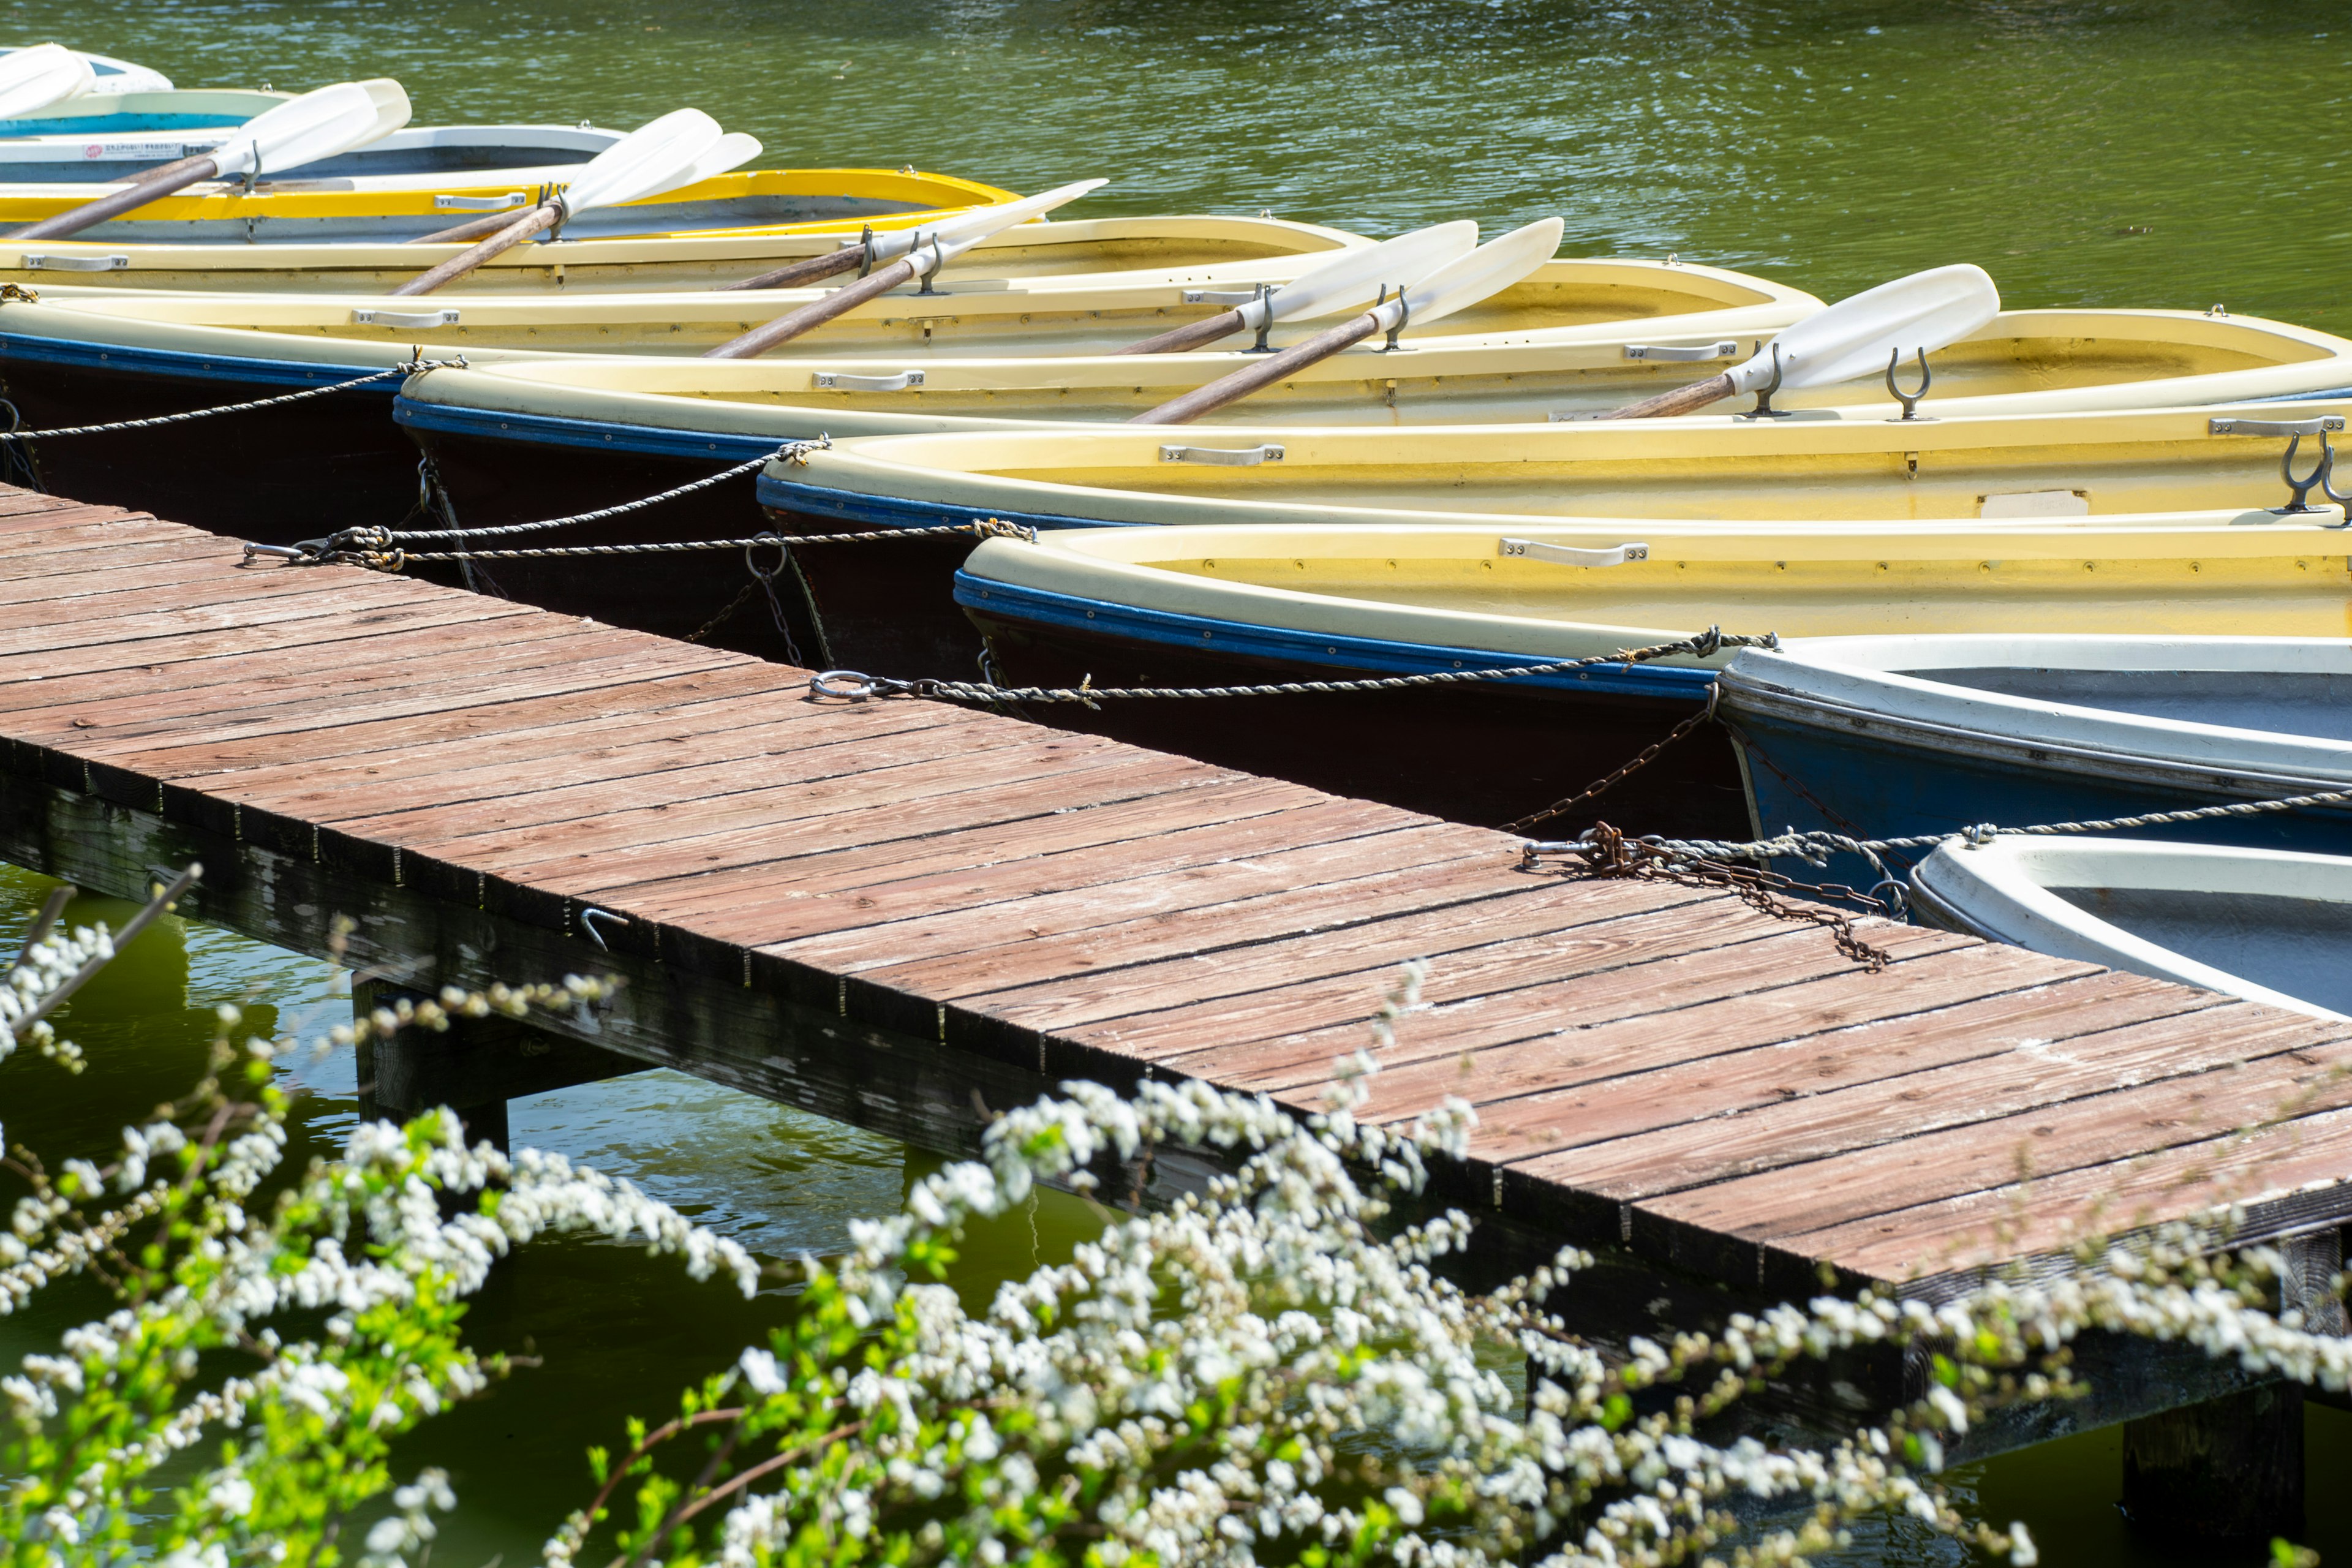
{"left": 753, "top": 398, "right": 2352, "bottom": 679}
{"left": 402, "top": 304, "right": 2352, "bottom": 442}
{"left": 948, "top": 498, "right": 2352, "bottom": 838}
{"left": 0, "top": 165, "right": 1026, "bottom": 253}
{"left": 1, "top": 254, "right": 1803, "bottom": 540}
{"left": 0, "top": 204, "right": 1363, "bottom": 292}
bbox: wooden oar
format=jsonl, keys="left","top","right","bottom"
{"left": 390, "top": 110, "right": 754, "bottom": 296}
{"left": 701, "top": 178, "right": 1106, "bottom": 360}
{"left": 1112, "top": 219, "right": 1478, "bottom": 355}
{"left": 1129, "top": 217, "right": 1564, "bottom": 425}
{"left": 1597, "top": 263, "right": 2001, "bottom": 419}
{"left": 0, "top": 44, "right": 94, "bottom": 121}
{"left": 7, "top": 79, "right": 410, "bottom": 243}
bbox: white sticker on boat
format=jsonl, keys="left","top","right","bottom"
{"left": 1499, "top": 538, "right": 1650, "bottom": 568}
{"left": 1978, "top": 489, "right": 2090, "bottom": 519}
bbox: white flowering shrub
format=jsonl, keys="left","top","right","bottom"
{"left": 0, "top": 883, "right": 2342, "bottom": 1568}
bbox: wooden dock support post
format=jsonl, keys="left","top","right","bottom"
{"left": 2119, "top": 1227, "right": 2344, "bottom": 1544}
{"left": 353, "top": 978, "right": 649, "bottom": 1153}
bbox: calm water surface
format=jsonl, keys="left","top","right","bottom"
{"left": 3, "top": 2, "right": 2349, "bottom": 1561}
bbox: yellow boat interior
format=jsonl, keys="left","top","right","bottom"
{"left": 813, "top": 399, "right": 2352, "bottom": 523}
{"left": 968, "top": 505, "right": 2352, "bottom": 652}
{"left": 0, "top": 209, "right": 1368, "bottom": 293}
{"left": 6, "top": 254, "right": 1814, "bottom": 356}
{"left": 437, "top": 306, "right": 2352, "bottom": 424}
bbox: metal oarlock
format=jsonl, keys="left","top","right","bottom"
{"left": 1249, "top": 283, "right": 1276, "bottom": 352}
{"left": 1381, "top": 283, "right": 1411, "bottom": 350}
{"left": 913, "top": 235, "right": 949, "bottom": 296}
{"left": 853, "top": 223, "right": 876, "bottom": 278}
{"left": 1737, "top": 342, "right": 1792, "bottom": 418}
{"left": 1885, "top": 347, "right": 1932, "bottom": 421}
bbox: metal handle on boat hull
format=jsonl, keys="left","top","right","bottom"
{"left": 1622, "top": 341, "right": 1739, "bottom": 361}
{"left": 2210, "top": 415, "right": 2347, "bottom": 437}
{"left": 1158, "top": 443, "right": 1286, "bottom": 465}
{"left": 19, "top": 252, "right": 128, "bottom": 271}
{"left": 810, "top": 369, "right": 925, "bottom": 391}
{"left": 1499, "top": 538, "right": 1650, "bottom": 568}
{"left": 350, "top": 307, "right": 460, "bottom": 328}
{"left": 1182, "top": 288, "right": 1269, "bottom": 305}
{"left": 432, "top": 192, "right": 527, "bottom": 211}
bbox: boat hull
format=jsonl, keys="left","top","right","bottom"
{"left": 956, "top": 574, "right": 1746, "bottom": 837}
{"left": 396, "top": 399, "right": 813, "bottom": 663}
{"left": 1730, "top": 704, "right": 2352, "bottom": 872}
{"left": 0, "top": 333, "right": 417, "bottom": 541}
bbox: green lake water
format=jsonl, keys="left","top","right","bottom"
{"left": 3, "top": 1, "right": 2350, "bottom": 1561}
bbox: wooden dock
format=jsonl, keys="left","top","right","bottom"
{"left": 8, "top": 486, "right": 2352, "bottom": 1373}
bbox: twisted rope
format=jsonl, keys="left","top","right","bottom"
{"left": 0, "top": 358, "right": 462, "bottom": 442}
{"left": 810, "top": 629, "right": 1777, "bottom": 707}
{"left": 390, "top": 518, "right": 1031, "bottom": 562}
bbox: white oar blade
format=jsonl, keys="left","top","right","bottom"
{"left": 1267, "top": 219, "right": 1478, "bottom": 322}
{"left": 931, "top": 176, "right": 1107, "bottom": 252}
{"left": 1737, "top": 262, "right": 2000, "bottom": 394}
{"left": 562, "top": 107, "right": 725, "bottom": 213}
{"left": 657, "top": 130, "right": 763, "bottom": 196}
{"left": 1397, "top": 216, "right": 1564, "bottom": 327}
{"left": 213, "top": 80, "right": 410, "bottom": 178}
{"left": 0, "top": 44, "right": 94, "bottom": 121}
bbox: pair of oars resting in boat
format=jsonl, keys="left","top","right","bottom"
{"left": 1121, "top": 249, "right": 1999, "bottom": 424}
{"left": 8, "top": 78, "right": 418, "bottom": 241}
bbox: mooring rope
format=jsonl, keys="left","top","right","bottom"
{"left": 383, "top": 518, "right": 1033, "bottom": 564}
{"left": 0, "top": 357, "right": 464, "bottom": 442}
{"left": 807, "top": 629, "right": 1778, "bottom": 707}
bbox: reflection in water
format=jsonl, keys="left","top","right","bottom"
{"left": 5, "top": 2, "right": 2352, "bottom": 1559}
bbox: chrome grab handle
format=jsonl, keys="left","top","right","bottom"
{"left": 1181, "top": 288, "right": 1268, "bottom": 305}
{"left": 811, "top": 369, "right": 925, "bottom": 391}
{"left": 1499, "top": 538, "right": 1649, "bottom": 568}
{"left": 1158, "top": 443, "right": 1285, "bottom": 466}
{"left": 1622, "top": 341, "right": 1738, "bottom": 361}
{"left": 2211, "top": 415, "right": 2347, "bottom": 437}
{"left": 432, "top": 192, "right": 527, "bottom": 211}
{"left": 21, "top": 252, "right": 129, "bottom": 271}
{"left": 350, "top": 307, "right": 460, "bottom": 328}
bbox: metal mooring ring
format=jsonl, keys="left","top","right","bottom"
{"left": 810, "top": 669, "right": 881, "bottom": 701}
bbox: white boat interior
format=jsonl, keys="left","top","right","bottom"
{"left": 1912, "top": 835, "right": 2352, "bottom": 1020}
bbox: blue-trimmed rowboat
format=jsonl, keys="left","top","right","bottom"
{"left": 750, "top": 404, "right": 2352, "bottom": 704}
{"left": 1717, "top": 634, "right": 2352, "bottom": 883}
{"left": 943, "top": 516, "right": 2352, "bottom": 837}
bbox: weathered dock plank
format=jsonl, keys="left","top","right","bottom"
{"left": 4, "top": 487, "right": 2350, "bottom": 1337}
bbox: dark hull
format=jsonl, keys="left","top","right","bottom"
{"left": 760, "top": 500, "right": 993, "bottom": 682}
{"left": 962, "top": 603, "right": 1751, "bottom": 839}
{"left": 400, "top": 407, "right": 818, "bottom": 665}
{"left": 0, "top": 337, "right": 420, "bottom": 542}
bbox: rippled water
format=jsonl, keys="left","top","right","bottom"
{"left": 6, "top": 2, "right": 2352, "bottom": 1561}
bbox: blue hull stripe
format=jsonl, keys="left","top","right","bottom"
{"left": 392, "top": 396, "right": 786, "bottom": 462}
{"left": 951, "top": 571, "right": 1716, "bottom": 702}
{"left": 0, "top": 331, "right": 386, "bottom": 393}
{"left": 756, "top": 472, "right": 1127, "bottom": 533}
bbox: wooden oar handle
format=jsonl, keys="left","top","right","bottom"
{"left": 391, "top": 203, "right": 562, "bottom": 296}
{"left": 1111, "top": 309, "right": 1248, "bottom": 356}
{"left": 716, "top": 246, "right": 867, "bottom": 292}
{"left": 1129, "top": 312, "right": 1380, "bottom": 425}
{"left": 1599, "top": 370, "right": 1736, "bottom": 421}
{"left": 701, "top": 257, "right": 919, "bottom": 360}
{"left": 7, "top": 158, "right": 221, "bottom": 242}
{"left": 409, "top": 206, "right": 538, "bottom": 246}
